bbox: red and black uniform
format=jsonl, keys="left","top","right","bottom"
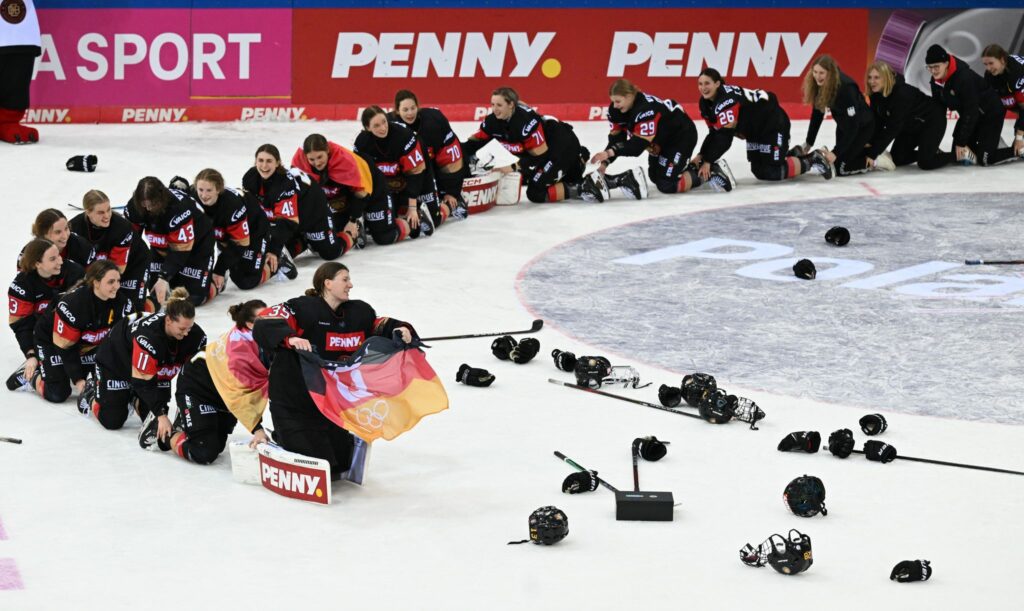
{"left": 69, "top": 212, "right": 151, "bottom": 311}
{"left": 93, "top": 312, "right": 206, "bottom": 430}
{"left": 984, "top": 54, "right": 1024, "bottom": 135}
{"left": 805, "top": 71, "right": 875, "bottom": 176}
{"left": 124, "top": 186, "right": 215, "bottom": 305}
{"left": 8, "top": 262, "right": 84, "bottom": 363}
{"left": 391, "top": 107, "right": 466, "bottom": 201}
{"left": 15, "top": 233, "right": 91, "bottom": 271}
{"left": 606, "top": 92, "right": 699, "bottom": 193}
{"left": 32, "top": 285, "right": 130, "bottom": 403}
{"left": 868, "top": 75, "right": 953, "bottom": 171}
{"left": 291, "top": 144, "right": 409, "bottom": 247}
{"left": 699, "top": 85, "right": 800, "bottom": 181}
{"left": 253, "top": 296, "right": 414, "bottom": 479}
{"left": 195, "top": 187, "right": 270, "bottom": 290}
{"left": 354, "top": 122, "right": 444, "bottom": 225}
{"left": 464, "top": 103, "right": 586, "bottom": 203}
{"left": 931, "top": 55, "right": 1012, "bottom": 166}
{"left": 242, "top": 167, "right": 348, "bottom": 260}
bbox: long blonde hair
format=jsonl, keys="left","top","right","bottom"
{"left": 803, "top": 55, "right": 842, "bottom": 111}
{"left": 866, "top": 61, "right": 897, "bottom": 98}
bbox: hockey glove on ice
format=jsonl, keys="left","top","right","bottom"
{"left": 863, "top": 440, "right": 897, "bottom": 463}
{"left": 890, "top": 560, "right": 931, "bottom": 582}
{"left": 510, "top": 337, "right": 540, "bottom": 364}
{"left": 859, "top": 413, "right": 888, "bottom": 436}
{"left": 658, "top": 384, "right": 682, "bottom": 408}
{"left": 551, "top": 349, "right": 577, "bottom": 372}
{"left": 456, "top": 364, "right": 495, "bottom": 387}
{"left": 827, "top": 429, "right": 855, "bottom": 458}
{"left": 637, "top": 436, "right": 669, "bottom": 461}
{"left": 66, "top": 155, "right": 98, "bottom": 172}
{"left": 168, "top": 175, "right": 190, "bottom": 192}
{"left": 491, "top": 336, "right": 517, "bottom": 361}
{"left": 561, "top": 470, "right": 600, "bottom": 494}
{"left": 777, "top": 431, "right": 821, "bottom": 453}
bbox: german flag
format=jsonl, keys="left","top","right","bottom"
{"left": 291, "top": 141, "right": 373, "bottom": 193}
{"left": 298, "top": 337, "right": 448, "bottom": 442}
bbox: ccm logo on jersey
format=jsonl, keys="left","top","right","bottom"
{"left": 327, "top": 332, "right": 365, "bottom": 350}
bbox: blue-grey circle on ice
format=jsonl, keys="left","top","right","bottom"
{"left": 520, "top": 193, "right": 1024, "bottom": 424}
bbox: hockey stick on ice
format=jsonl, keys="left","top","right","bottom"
{"left": 421, "top": 319, "right": 543, "bottom": 342}
{"left": 66, "top": 202, "right": 127, "bottom": 212}
{"left": 963, "top": 259, "right": 1024, "bottom": 266}
{"left": 548, "top": 378, "right": 704, "bottom": 421}
{"left": 553, "top": 451, "right": 620, "bottom": 492}
{"left": 851, "top": 449, "right": 1024, "bottom": 476}
{"left": 0, "top": 436, "right": 23, "bottom": 444}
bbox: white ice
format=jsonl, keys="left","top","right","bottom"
{"left": 1, "top": 118, "right": 1022, "bottom": 610}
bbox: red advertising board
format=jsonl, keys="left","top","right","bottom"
{"left": 291, "top": 9, "right": 868, "bottom": 107}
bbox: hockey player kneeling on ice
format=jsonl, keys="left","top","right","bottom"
{"left": 799, "top": 55, "right": 875, "bottom": 177}
{"left": 30, "top": 261, "right": 130, "bottom": 406}
{"left": 926, "top": 44, "right": 1017, "bottom": 167}
{"left": 69, "top": 190, "right": 152, "bottom": 313}
{"left": 590, "top": 79, "right": 703, "bottom": 196}
{"left": 253, "top": 262, "right": 416, "bottom": 481}
{"left": 292, "top": 136, "right": 409, "bottom": 248}
{"left": 463, "top": 87, "right": 605, "bottom": 204}
{"left": 140, "top": 299, "right": 269, "bottom": 461}
{"left": 126, "top": 177, "right": 217, "bottom": 307}
{"left": 356, "top": 106, "right": 460, "bottom": 236}
{"left": 391, "top": 90, "right": 470, "bottom": 218}
{"left": 982, "top": 45, "right": 1024, "bottom": 159}
{"left": 191, "top": 170, "right": 277, "bottom": 292}
{"left": 243, "top": 144, "right": 355, "bottom": 268}
{"left": 7, "top": 239, "right": 84, "bottom": 392}
{"left": 865, "top": 61, "right": 953, "bottom": 171}
{"left": 92, "top": 289, "right": 206, "bottom": 432}
{"left": 696, "top": 68, "right": 828, "bottom": 185}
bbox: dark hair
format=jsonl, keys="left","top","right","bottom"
{"left": 982, "top": 43, "right": 1009, "bottom": 62}
{"left": 305, "top": 262, "right": 349, "bottom": 298}
{"left": 165, "top": 287, "right": 196, "bottom": 320}
{"left": 302, "top": 134, "right": 329, "bottom": 154}
{"left": 228, "top": 299, "right": 267, "bottom": 329}
{"left": 194, "top": 168, "right": 225, "bottom": 193}
{"left": 360, "top": 105, "right": 387, "bottom": 129}
{"left": 32, "top": 208, "right": 67, "bottom": 239}
{"left": 132, "top": 177, "right": 170, "bottom": 215}
{"left": 20, "top": 239, "right": 57, "bottom": 274}
{"left": 254, "top": 144, "right": 286, "bottom": 176}
{"left": 395, "top": 89, "right": 418, "bottom": 109}
{"left": 83, "top": 260, "right": 120, "bottom": 292}
{"left": 608, "top": 78, "right": 640, "bottom": 97}
{"left": 699, "top": 68, "right": 724, "bottom": 84}
{"left": 491, "top": 87, "right": 520, "bottom": 106}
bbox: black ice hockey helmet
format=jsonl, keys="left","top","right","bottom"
{"left": 783, "top": 475, "right": 828, "bottom": 517}
{"left": 825, "top": 226, "right": 851, "bottom": 246}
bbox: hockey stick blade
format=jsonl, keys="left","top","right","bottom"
{"left": 421, "top": 319, "right": 543, "bottom": 342}
{"left": 548, "top": 378, "right": 703, "bottom": 420}
{"left": 0, "top": 436, "right": 23, "bottom": 444}
{"left": 963, "top": 259, "right": 1024, "bottom": 266}
{"left": 851, "top": 449, "right": 1024, "bottom": 476}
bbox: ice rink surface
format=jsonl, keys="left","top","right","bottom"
{"left": 1, "top": 117, "right": 1023, "bottom": 610}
